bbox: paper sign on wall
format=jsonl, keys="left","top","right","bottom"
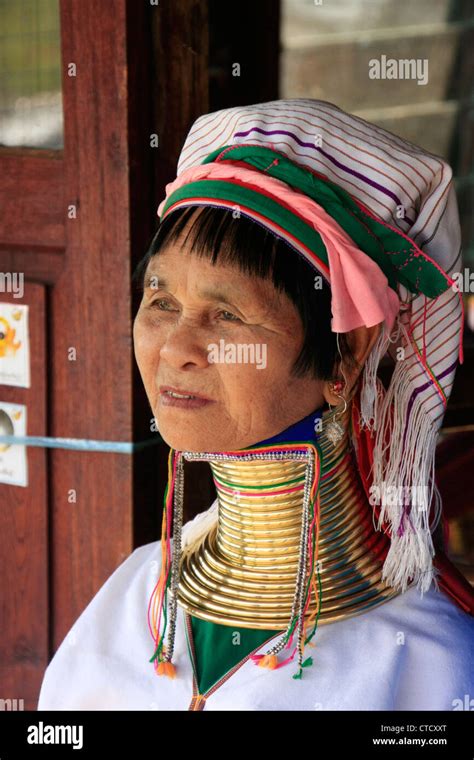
{"left": 0, "top": 303, "right": 30, "bottom": 387}
{"left": 0, "top": 402, "right": 28, "bottom": 487}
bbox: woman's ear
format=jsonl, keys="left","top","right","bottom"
{"left": 322, "top": 322, "right": 383, "bottom": 406}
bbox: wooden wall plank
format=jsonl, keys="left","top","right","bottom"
{"left": 0, "top": 150, "right": 65, "bottom": 250}
{"left": 151, "top": 0, "right": 209, "bottom": 213}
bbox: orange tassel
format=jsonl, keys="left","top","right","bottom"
{"left": 256, "top": 654, "right": 279, "bottom": 669}
{"left": 156, "top": 660, "right": 177, "bottom": 679}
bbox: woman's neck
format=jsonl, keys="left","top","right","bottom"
{"left": 176, "top": 402, "right": 401, "bottom": 629}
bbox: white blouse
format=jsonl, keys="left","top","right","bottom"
{"left": 37, "top": 503, "right": 474, "bottom": 711}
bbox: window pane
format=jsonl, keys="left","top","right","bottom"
{"left": 0, "top": 0, "right": 63, "bottom": 149}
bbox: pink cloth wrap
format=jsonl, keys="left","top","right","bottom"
{"left": 157, "top": 162, "right": 401, "bottom": 334}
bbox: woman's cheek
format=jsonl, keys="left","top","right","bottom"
{"left": 135, "top": 309, "right": 168, "bottom": 349}
{"left": 133, "top": 322, "right": 163, "bottom": 384}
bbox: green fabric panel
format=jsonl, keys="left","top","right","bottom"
{"left": 160, "top": 180, "right": 332, "bottom": 272}
{"left": 190, "top": 614, "right": 279, "bottom": 695}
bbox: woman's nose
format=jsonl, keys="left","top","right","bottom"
{"left": 159, "top": 320, "right": 210, "bottom": 369}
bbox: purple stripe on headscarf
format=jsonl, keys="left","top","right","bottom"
{"left": 402, "top": 358, "right": 458, "bottom": 449}
{"left": 234, "top": 127, "right": 415, "bottom": 225}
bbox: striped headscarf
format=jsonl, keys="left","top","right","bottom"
{"left": 155, "top": 98, "right": 465, "bottom": 597}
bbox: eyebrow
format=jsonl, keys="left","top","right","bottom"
{"left": 144, "top": 274, "right": 246, "bottom": 305}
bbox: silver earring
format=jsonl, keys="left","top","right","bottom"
{"left": 326, "top": 383, "right": 347, "bottom": 446}
{"left": 326, "top": 334, "right": 348, "bottom": 446}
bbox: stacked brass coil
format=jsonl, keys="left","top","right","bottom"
{"left": 176, "top": 405, "right": 403, "bottom": 629}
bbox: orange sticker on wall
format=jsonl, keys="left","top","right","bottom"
{"left": 0, "top": 303, "right": 30, "bottom": 388}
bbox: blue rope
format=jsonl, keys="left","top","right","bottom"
{"left": 0, "top": 434, "right": 163, "bottom": 453}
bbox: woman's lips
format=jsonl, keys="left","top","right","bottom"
{"left": 158, "top": 387, "right": 214, "bottom": 410}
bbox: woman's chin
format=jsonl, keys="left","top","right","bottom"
{"left": 157, "top": 427, "right": 224, "bottom": 453}
{"left": 155, "top": 413, "right": 260, "bottom": 452}
{"left": 157, "top": 426, "right": 254, "bottom": 452}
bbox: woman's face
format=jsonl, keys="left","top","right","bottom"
{"left": 133, "top": 239, "right": 326, "bottom": 452}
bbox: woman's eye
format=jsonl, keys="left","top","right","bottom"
{"left": 218, "top": 310, "right": 241, "bottom": 322}
{"left": 147, "top": 300, "right": 240, "bottom": 321}
{"left": 150, "top": 298, "right": 177, "bottom": 311}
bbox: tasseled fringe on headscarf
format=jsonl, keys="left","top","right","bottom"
{"left": 358, "top": 310, "right": 446, "bottom": 595}
{"left": 359, "top": 317, "right": 398, "bottom": 432}
{"left": 147, "top": 442, "right": 325, "bottom": 681}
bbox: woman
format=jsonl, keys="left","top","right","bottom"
{"left": 37, "top": 99, "right": 474, "bottom": 711}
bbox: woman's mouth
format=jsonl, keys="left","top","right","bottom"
{"left": 159, "top": 387, "right": 214, "bottom": 409}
